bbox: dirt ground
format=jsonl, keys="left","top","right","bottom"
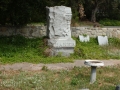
{"left": 0, "top": 59, "right": 120, "bottom": 71}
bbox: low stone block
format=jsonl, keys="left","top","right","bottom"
{"left": 98, "top": 36, "right": 108, "bottom": 45}
{"left": 79, "top": 35, "right": 90, "bottom": 42}
{"left": 48, "top": 39, "right": 76, "bottom": 56}
{"left": 48, "top": 38, "right": 75, "bottom": 47}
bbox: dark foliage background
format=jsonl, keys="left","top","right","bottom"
{"left": 0, "top": 0, "right": 120, "bottom": 25}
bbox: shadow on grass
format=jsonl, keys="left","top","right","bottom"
{"left": 0, "top": 35, "right": 45, "bottom": 63}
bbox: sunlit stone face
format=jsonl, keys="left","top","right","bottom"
{"left": 64, "top": 8, "right": 72, "bottom": 22}
{"left": 46, "top": 6, "right": 72, "bottom": 40}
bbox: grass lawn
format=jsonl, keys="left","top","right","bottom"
{"left": 0, "top": 35, "right": 120, "bottom": 64}
{"left": 0, "top": 35, "right": 120, "bottom": 90}
{"left": 0, "top": 35, "right": 73, "bottom": 64}
{"left": 0, "top": 65, "right": 119, "bottom": 90}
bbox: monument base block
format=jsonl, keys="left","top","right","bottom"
{"left": 48, "top": 39, "right": 76, "bottom": 56}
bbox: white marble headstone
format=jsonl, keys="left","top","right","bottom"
{"left": 98, "top": 36, "right": 108, "bottom": 45}
{"left": 79, "top": 35, "right": 90, "bottom": 42}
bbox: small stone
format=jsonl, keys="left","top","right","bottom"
{"left": 115, "top": 85, "right": 120, "bottom": 90}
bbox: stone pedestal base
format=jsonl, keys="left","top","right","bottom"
{"left": 48, "top": 38, "right": 76, "bottom": 56}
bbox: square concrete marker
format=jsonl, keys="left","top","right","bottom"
{"left": 79, "top": 35, "right": 90, "bottom": 42}
{"left": 98, "top": 36, "right": 108, "bottom": 45}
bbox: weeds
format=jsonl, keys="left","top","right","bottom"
{"left": 0, "top": 35, "right": 120, "bottom": 64}
{"left": 0, "top": 65, "right": 120, "bottom": 90}
{"left": 42, "top": 66, "right": 48, "bottom": 71}
{"left": 72, "top": 37, "right": 120, "bottom": 59}
{"left": 0, "top": 35, "right": 73, "bottom": 64}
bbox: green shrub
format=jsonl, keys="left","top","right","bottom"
{"left": 99, "top": 19, "right": 120, "bottom": 26}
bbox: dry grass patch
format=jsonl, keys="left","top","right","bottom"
{"left": 0, "top": 65, "right": 120, "bottom": 90}
{"left": 103, "top": 72, "right": 115, "bottom": 77}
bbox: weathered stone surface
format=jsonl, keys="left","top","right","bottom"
{"left": 46, "top": 6, "right": 76, "bottom": 56}
{"left": 76, "top": 27, "right": 81, "bottom": 30}
{"left": 46, "top": 6, "right": 72, "bottom": 40}
{"left": 117, "top": 31, "right": 120, "bottom": 38}
{"left": 48, "top": 39, "right": 75, "bottom": 56}
{"left": 32, "top": 30, "right": 40, "bottom": 37}
{"left": 0, "top": 26, "right": 120, "bottom": 39}
{"left": 102, "top": 32, "right": 106, "bottom": 36}
{"left": 48, "top": 39, "right": 75, "bottom": 48}
{"left": 71, "top": 27, "right": 76, "bottom": 32}
{"left": 91, "top": 31, "right": 96, "bottom": 35}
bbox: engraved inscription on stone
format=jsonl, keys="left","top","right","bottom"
{"left": 54, "top": 42, "right": 75, "bottom": 47}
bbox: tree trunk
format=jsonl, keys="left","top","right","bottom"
{"left": 91, "top": 0, "right": 105, "bottom": 22}
{"left": 91, "top": 7, "right": 98, "bottom": 22}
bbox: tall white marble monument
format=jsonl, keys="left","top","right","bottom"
{"left": 46, "top": 6, "right": 76, "bottom": 56}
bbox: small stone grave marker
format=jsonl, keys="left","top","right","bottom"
{"left": 97, "top": 36, "right": 108, "bottom": 45}
{"left": 79, "top": 35, "right": 90, "bottom": 42}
